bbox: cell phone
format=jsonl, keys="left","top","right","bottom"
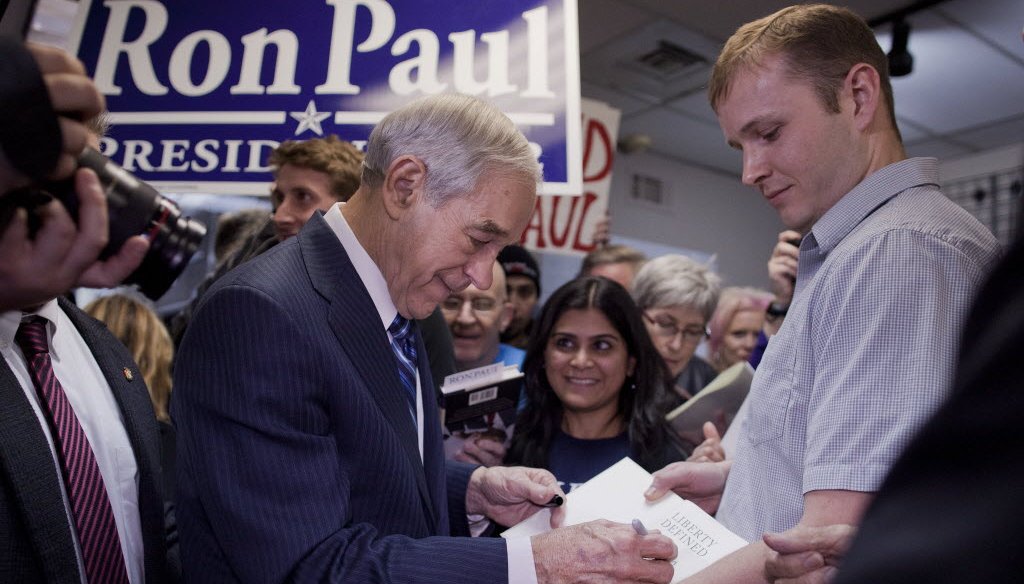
{"left": 784, "top": 236, "right": 801, "bottom": 283}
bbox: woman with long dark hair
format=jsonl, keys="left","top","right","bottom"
{"left": 506, "top": 276, "right": 687, "bottom": 491}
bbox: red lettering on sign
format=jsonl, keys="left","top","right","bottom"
{"left": 571, "top": 191, "right": 600, "bottom": 252}
{"left": 547, "top": 195, "right": 579, "bottom": 248}
{"left": 520, "top": 197, "right": 546, "bottom": 247}
{"left": 582, "top": 119, "right": 613, "bottom": 182}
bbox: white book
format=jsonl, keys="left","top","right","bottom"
{"left": 441, "top": 362, "right": 522, "bottom": 394}
{"left": 502, "top": 457, "right": 747, "bottom": 582}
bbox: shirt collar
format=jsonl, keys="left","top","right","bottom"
{"left": 810, "top": 157, "right": 939, "bottom": 255}
{"left": 321, "top": 203, "right": 398, "bottom": 331}
{"left": 1, "top": 298, "right": 63, "bottom": 358}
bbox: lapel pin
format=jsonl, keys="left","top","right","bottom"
{"left": 123, "top": 367, "right": 134, "bottom": 381}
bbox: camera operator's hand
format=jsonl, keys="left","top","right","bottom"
{"left": 0, "top": 168, "right": 148, "bottom": 311}
{"left": 0, "top": 42, "right": 105, "bottom": 193}
{"left": 29, "top": 42, "right": 106, "bottom": 181}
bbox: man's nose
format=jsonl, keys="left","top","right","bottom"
{"left": 456, "top": 300, "right": 476, "bottom": 323}
{"left": 741, "top": 149, "right": 769, "bottom": 187}
{"left": 466, "top": 254, "right": 497, "bottom": 291}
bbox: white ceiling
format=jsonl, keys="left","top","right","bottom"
{"left": 579, "top": 0, "right": 1024, "bottom": 176}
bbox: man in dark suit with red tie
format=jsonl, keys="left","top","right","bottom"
{"left": 0, "top": 297, "right": 176, "bottom": 583}
{"left": 172, "top": 93, "right": 678, "bottom": 583}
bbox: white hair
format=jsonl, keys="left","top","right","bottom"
{"left": 361, "top": 94, "right": 541, "bottom": 206}
{"left": 631, "top": 254, "right": 722, "bottom": 322}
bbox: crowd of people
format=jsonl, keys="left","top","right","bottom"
{"left": 1, "top": 3, "right": 1021, "bottom": 583}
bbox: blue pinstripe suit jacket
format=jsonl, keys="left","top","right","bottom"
{"left": 172, "top": 213, "right": 508, "bottom": 583}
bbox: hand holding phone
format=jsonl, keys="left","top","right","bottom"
{"left": 768, "top": 230, "right": 802, "bottom": 303}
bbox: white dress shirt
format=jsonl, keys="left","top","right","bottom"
{"left": 322, "top": 203, "right": 426, "bottom": 459}
{"left": 0, "top": 300, "right": 144, "bottom": 583}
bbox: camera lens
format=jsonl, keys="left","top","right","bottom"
{"left": 122, "top": 196, "right": 206, "bottom": 300}
{"left": 77, "top": 148, "right": 206, "bottom": 300}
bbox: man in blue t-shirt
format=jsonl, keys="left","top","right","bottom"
{"left": 440, "top": 261, "right": 525, "bottom": 466}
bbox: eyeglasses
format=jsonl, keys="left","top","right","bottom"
{"left": 441, "top": 296, "right": 499, "bottom": 314}
{"left": 643, "top": 312, "right": 709, "bottom": 344}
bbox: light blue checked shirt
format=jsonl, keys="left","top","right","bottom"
{"left": 717, "top": 158, "right": 1001, "bottom": 541}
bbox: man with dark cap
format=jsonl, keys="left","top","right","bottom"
{"left": 497, "top": 244, "right": 540, "bottom": 350}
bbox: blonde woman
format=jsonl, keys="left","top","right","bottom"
{"left": 707, "top": 286, "right": 773, "bottom": 372}
{"left": 86, "top": 294, "right": 173, "bottom": 420}
{"left": 85, "top": 293, "right": 176, "bottom": 497}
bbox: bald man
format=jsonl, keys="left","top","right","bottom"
{"left": 440, "top": 261, "right": 525, "bottom": 467}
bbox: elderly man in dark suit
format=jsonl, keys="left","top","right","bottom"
{"left": 173, "top": 93, "right": 677, "bottom": 583}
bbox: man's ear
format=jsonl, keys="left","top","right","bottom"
{"left": 498, "top": 301, "right": 514, "bottom": 333}
{"left": 845, "top": 63, "right": 882, "bottom": 131}
{"left": 381, "top": 155, "right": 427, "bottom": 219}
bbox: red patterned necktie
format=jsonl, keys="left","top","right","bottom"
{"left": 16, "top": 317, "right": 130, "bottom": 583}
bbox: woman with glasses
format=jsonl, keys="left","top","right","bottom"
{"left": 631, "top": 255, "right": 722, "bottom": 403}
{"left": 505, "top": 276, "right": 688, "bottom": 492}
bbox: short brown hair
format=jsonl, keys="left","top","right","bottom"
{"left": 86, "top": 111, "right": 111, "bottom": 139}
{"left": 579, "top": 244, "right": 646, "bottom": 277}
{"left": 708, "top": 4, "right": 900, "bottom": 140}
{"left": 268, "top": 135, "right": 364, "bottom": 201}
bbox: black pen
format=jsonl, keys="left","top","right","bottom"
{"left": 632, "top": 518, "right": 648, "bottom": 535}
{"left": 542, "top": 494, "right": 564, "bottom": 508}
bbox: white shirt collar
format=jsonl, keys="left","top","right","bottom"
{"left": 0, "top": 298, "right": 63, "bottom": 358}
{"left": 322, "top": 203, "right": 398, "bottom": 330}
{"left": 321, "top": 204, "right": 426, "bottom": 459}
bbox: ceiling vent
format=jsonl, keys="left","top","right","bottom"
{"left": 582, "top": 20, "right": 719, "bottom": 103}
{"left": 630, "top": 173, "right": 665, "bottom": 205}
{"left": 633, "top": 40, "right": 708, "bottom": 80}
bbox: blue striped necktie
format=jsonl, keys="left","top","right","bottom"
{"left": 388, "top": 314, "right": 418, "bottom": 422}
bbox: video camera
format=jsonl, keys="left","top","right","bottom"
{"left": 0, "top": 1, "right": 206, "bottom": 300}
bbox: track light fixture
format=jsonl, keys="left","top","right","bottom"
{"left": 888, "top": 18, "right": 914, "bottom": 77}
{"left": 869, "top": 1, "right": 950, "bottom": 77}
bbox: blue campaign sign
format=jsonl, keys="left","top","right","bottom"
{"left": 69, "top": 0, "right": 581, "bottom": 195}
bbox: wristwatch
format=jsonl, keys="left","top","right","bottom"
{"left": 766, "top": 301, "right": 789, "bottom": 318}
